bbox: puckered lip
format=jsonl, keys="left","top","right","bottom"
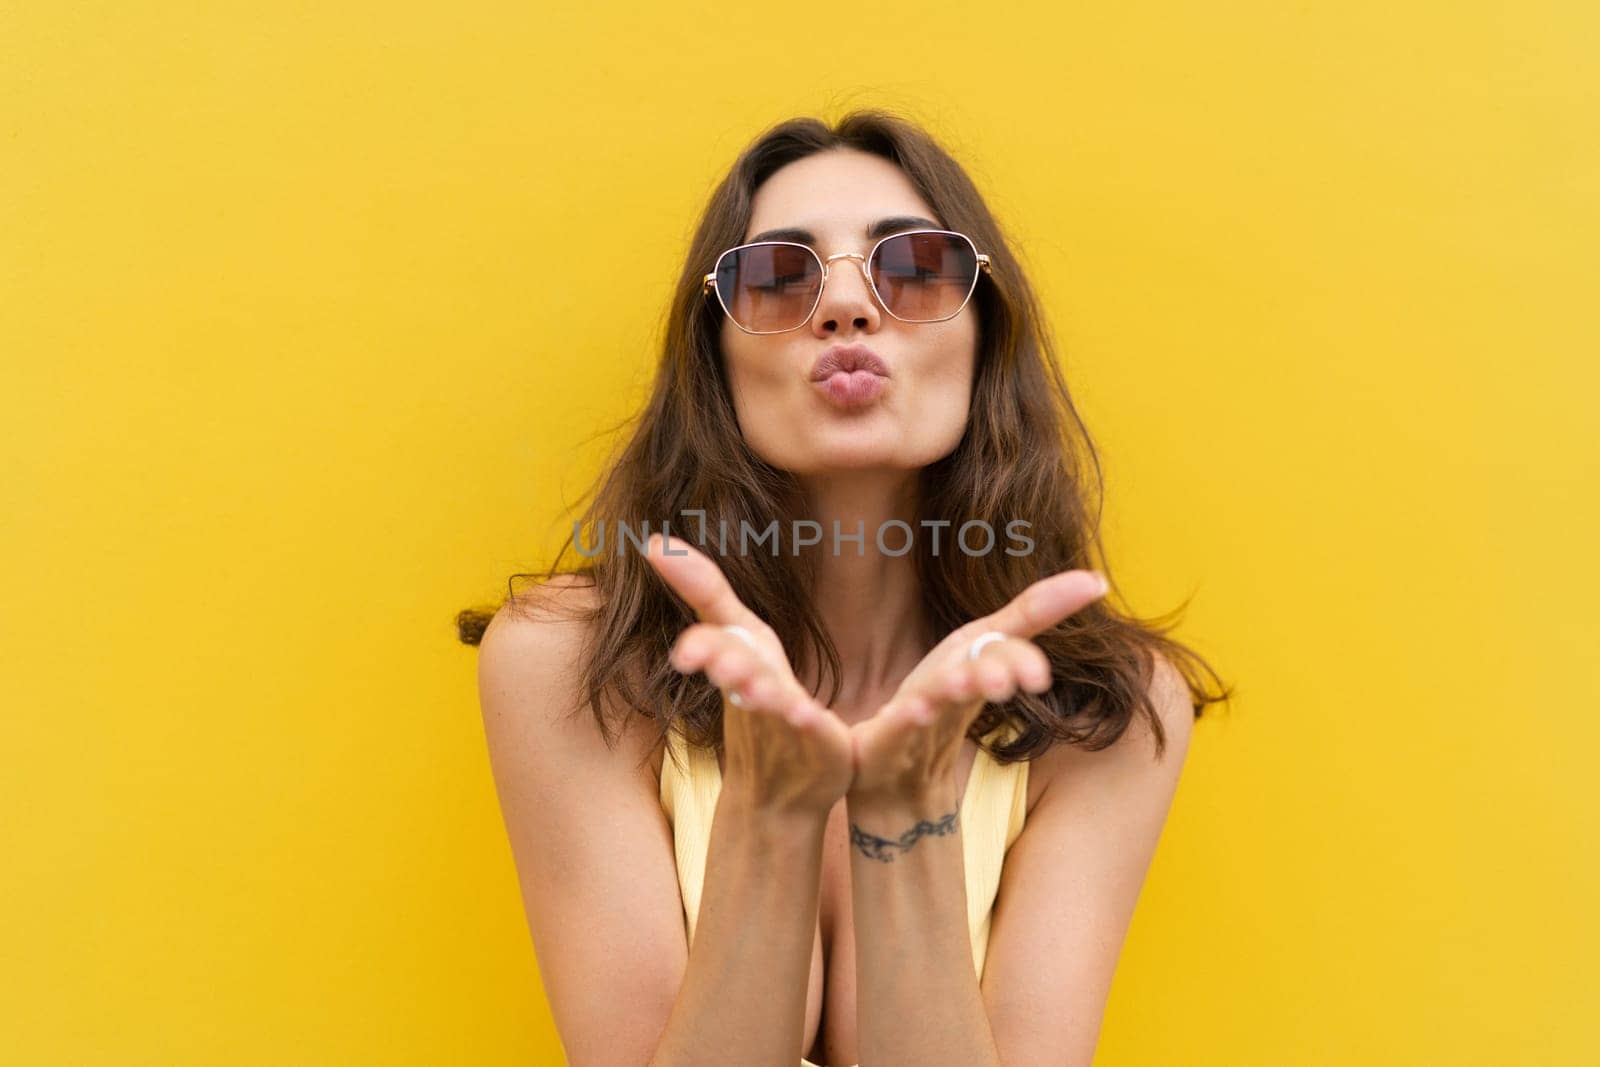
{"left": 810, "top": 343, "right": 890, "bottom": 381}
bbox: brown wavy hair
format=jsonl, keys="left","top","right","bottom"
{"left": 455, "top": 108, "right": 1232, "bottom": 769}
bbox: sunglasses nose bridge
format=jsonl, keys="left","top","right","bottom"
{"left": 818, "top": 250, "right": 877, "bottom": 303}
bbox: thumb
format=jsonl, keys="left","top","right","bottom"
{"left": 642, "top": 532, "right": 760, "bottom": 630}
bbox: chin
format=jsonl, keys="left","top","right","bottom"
{"left": 744, "top": 413, "right": 961, "bottom": 473}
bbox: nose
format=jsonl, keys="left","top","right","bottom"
{"left": 810, "top": 251, "right": 882, "bottom": 336}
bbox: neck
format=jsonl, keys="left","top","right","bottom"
{"left": 790, "top": 469, "right": 933, "bottom": 725}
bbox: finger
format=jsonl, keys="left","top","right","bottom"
{"left": 671, "top": 632, "right": 758, "bottom": 700}
{"left": 919, "top": 656, "right": 1009, "bottom": 718}
{"left": 972, "top": 655, "right": 1017, "bottom": 702}
{"left": 855, "top": 693, "right": 937, "bottom": 756}
{"left": 874, "top": 691, "right": 930, "bottom": 728}
{"left": 643, "top": 533, "right": 761, "bottom": 630}
{"left": 739, "top": 675, "right": 814, "bottom": 724}
{"left": 704, "top": 640, "right": 762, "bottom": 694}
{"left": 686, "top": 630, "right": 808, "bottom": 724}
{"left": 1019, "top": 642, "right": 1053, "bottom": 692}
{"left": 981, "top": 569, "right": 1108, "bottom": 640}
{"left": 727, "top": 670, "right": 769, "bottom": 708}
{"left": 783, "top": 691, "right": 822, "bottom": 729}
{"left": 970, "top": 635, "right": 1053, "bottom": 694}
{"left": 669, "top": 622, "right": 764, "bottom": 672}
{"left": 936, "top": 661, "right": 979, "bottom": 706}
{"left": 902, "top": 692, "right": 939, "bottom": 727}
{"left": 669, "top": 623, "right": 732, "bottom": 673}
{"left": 736, "top": 679, "right": 819, "bottom": 729}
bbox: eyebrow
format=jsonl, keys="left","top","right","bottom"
{"left": 747, "top": 215, "right": 942, "bottom": 245}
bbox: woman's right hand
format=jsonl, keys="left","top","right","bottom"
{"left": 643, "top": 533, "right": 854, "bottom": 815}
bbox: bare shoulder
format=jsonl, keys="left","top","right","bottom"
{"left": 1027, "top": 649, "right": 1194, "bottom": 802}
{"left": 478, "top": 573, "right": 598, "bottom": 733}
{"left": 488, "top": 571, "right": 599, "bottom": 639}
{"left": 476, "top": 573, "right": 662, "bottom": 797}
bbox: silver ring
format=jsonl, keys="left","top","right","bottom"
{"left": 967, "top": 630, "right": 1008, "bottom": 661}
{"left": 722, "top": 624, "right": 758, "bottom": 649}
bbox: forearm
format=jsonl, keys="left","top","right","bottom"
{"left": 846, "top": 784, "right": 1003, "bottom": 1067}
{"left": 650, "top": 786, "right": 826, "bottom": 1067}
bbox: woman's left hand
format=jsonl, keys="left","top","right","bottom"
{"left": 847, "top": 569, "right": 1109, "bottom": 803}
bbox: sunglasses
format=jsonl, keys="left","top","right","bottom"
{"left": 702, "top": 229, "right": 992, "bottom": 335}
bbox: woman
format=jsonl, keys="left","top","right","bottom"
{"left": 459, "top": 110, "right": 1230, "bottom": 1067}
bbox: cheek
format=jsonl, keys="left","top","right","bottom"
{"left": 718, "top": 339, "right": 794, "bottom": 436}
{"left": 719, "top": 334, "right": 758, "bottom": 404}
{"left": 928, "top": 320, "right": 980, "bottom": 391}
{"left": 920, "top": 324, "right": 979, "bottom": 425}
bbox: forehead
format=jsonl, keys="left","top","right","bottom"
{"left": 745, "top": 149, "right": 939, "bottom": 244}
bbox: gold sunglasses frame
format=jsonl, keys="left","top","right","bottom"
{"left": 702, "top": 228, "right": 993, "bottom": 335}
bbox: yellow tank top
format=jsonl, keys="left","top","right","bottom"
{"left": 658, "top": 722, "right": 1030, "bottom": 1067}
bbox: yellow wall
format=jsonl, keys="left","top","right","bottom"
{"left": 4, "top": 3, "right": 1595, "bottom": 1063}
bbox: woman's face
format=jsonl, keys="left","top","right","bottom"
{"left": 720, "top": 148, "right": 980, "bottom": 476}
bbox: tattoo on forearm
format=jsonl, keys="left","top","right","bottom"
{"left": 848, "top": 811, "right": 959, "bottom": 863}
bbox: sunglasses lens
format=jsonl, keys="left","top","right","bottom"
{"left": 869, "top": 232, "right": 980, "bottom": 322}
{"left": 715, "top": 244, "right": 822, "bottom": 333}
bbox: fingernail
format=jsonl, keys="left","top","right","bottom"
{"left": 1092, "top": 572, "right": 1109, "bottom": 595}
